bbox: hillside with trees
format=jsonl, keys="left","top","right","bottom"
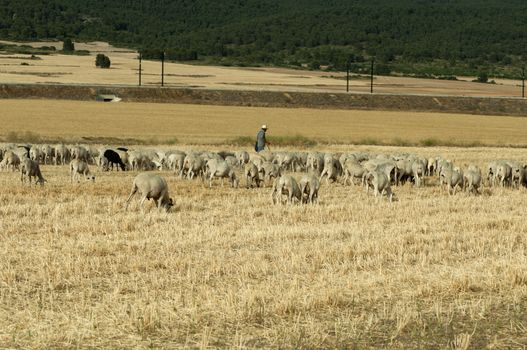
{"left": 1, "top": 0, "right": 526, "bottom": 78}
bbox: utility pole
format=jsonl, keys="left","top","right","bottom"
{"left": 522, "top": 67, "right": 525, "bottom": 98}
{"left": 346, "top": 60, "right": 350, "bottom": 92}
{"left": 370, "top": 58, "right": 374, "bottom": 94}
{"left": 138, "top": 51, "right": 142, "bottom": 87}
{"left": 161, "top": 50, "right": 165, "bottom": 87}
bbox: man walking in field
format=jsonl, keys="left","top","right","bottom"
{"left": 255, "top": 124, "right": 269, "bottom": 152}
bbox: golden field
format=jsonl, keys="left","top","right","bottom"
{"left": 0, "top": 40, "right": 524, "bottom": 97}
{"left": 3, "top": 99, "right": 527, "bottom": 146}
{"left": 1, "top": 94, "right": 527, "bottom": 348}
{"left": 1, "top": 143, "right": 527, "bottom": 348}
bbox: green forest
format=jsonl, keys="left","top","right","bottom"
{"left": 1, "top": 0, "right": 526, "bottom": 78}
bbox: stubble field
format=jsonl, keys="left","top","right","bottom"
{"left": 1, "top": 99, "right": 527, "bottom": 348}
{"left": 1, "top": 145, "right": 527, "bottom": 349}
{"left": 3, "top": 99, "right": 527, "bottom": 146}
{"left": 0, "top": 40, "right": 524, "bottom": 97}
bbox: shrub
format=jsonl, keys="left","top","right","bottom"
{"left": 420, "top": 138, "right": 441, "bottom": 147}
{"left": 95, "top": 54, "right": 111, "bottom": 68}
{"left": 476, "top": 71, "right": 488, "bottom": 83}
{"left": 62, "top": 38, "right": 75, "bottom": 52}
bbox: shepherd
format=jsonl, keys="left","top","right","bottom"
{"left": 255, "top": 124, "right": 270, "bottom": 152}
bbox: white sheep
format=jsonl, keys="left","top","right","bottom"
{"left": 125, "top": 173, "right": 174, "bottom": 212}
{"left": 70, "top": 159, "right": 95, "bottom": 183}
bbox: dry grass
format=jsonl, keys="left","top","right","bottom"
{"left": 0, "top": 40, "right": 524, "bottom": 96}
{"left": 1, "top": 144, "right": 527, "bottom": 348}
{"left": 3, "top": 99, "right": 527, "bottom": 146}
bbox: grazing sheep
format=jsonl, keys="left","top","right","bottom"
{"left": 411, "top": 159, "right": 426, "bottom": 187}
{"left": 271, "top": 175, "right": 302, "bottom": 204}
{"left": 224, "top": 155, "right": 238, "bottom": 168}
{"left": 463, "top": 166, "right": 482, "bottom": 194}
{"left": 166, "top": 152, "right": 186, "bottom": 173}
{"left": 507, "top": 162, "right": 524, "bottom": 188}
{"left": 235, "top": 151, "right": 250, "bottom": 167}
{"left": 244, "top": 162, "right": 263, "bottom": 188}
{"left": 70, "top": 159, "right": 95, "bottom": 183}
{"left": 299, "top": 174, "right": 320, "bottom": 204}
{"left": 342, "top": 159, "right": 365, "bottom": 185}
{"left": 275, "top": 152, "right": 298, "bottom": 172}
{"left": 495, "top": 162, "right": 512, "bottom": 187}
{"left": 41, "top": 144, "right": 54, "bottom": 165}
{"left": 54, "top": 144, "right": 70, "bottom": 165}
{"left": 71, "top": 145, "right": 90, "bottom": 162}
{"left": 362, "top": 159, "right": 396, "bottom": 185}
{"left": 395, "top": 158, "right": 413, "bottom": 185}
{"left": 440, "top": 165, "right": 464, "bottom": 195}
{"left": 125, "top": 173, "right": 174, "bottom": 212}
{"left": 206, "top": 159, "right": 238, "bottom": 188}
{"left": 260, "top": 161, "right": 281, "bottom": 185}
{"left": 20, "top": 158, "right": 46, "bottom": 186}
{"left": 364, "top": 170, "right": 394, "bottom": 202}
{"left": 0, "top": 150, "right": 20, "bottom": 171}
{"left": 319, "top": 156, "right": 341, "bottom": 184}
{"left": 103, "top": 149, "right": 126, "bottom": 171}
{"left": 183, "top": 153, "right": 205, "bottom": 179}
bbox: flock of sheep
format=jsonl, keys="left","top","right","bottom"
{"left": 0, "top": 142, "right": 525, "bottom": 211}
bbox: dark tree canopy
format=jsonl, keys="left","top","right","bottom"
{"left": 1, "top": 0, "right": 526, "bottom": 77}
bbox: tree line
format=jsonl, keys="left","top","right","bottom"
{"left": 1, "top": 0, "right": 526, "bottom": 78}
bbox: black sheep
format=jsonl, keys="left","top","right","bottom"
{"left": 103, "top": 149, "right": 126, "bottom": 171}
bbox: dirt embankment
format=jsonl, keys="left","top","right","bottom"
{"left": 1, "top": 83, "right": 526, "bottom": 116}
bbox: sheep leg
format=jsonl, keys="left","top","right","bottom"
{"left": 138, "top": 195, "right": 149, "bottom": 213}
{"left": 124, "top": 187, "right": 138, "bottom": 211}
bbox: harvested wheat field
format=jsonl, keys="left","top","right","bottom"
{"left": 2, "top": 99, "right": 527, "bottom": 146}
{"left": 0, "top": 40, "right": 524, "bottom": 97}
{"left": 1, "top": 143, "right": 527, "bottom": 349}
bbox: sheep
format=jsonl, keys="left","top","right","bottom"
{"left": 275, "top": 152, "right": 298, "bottom": 172}
{"left": 29, "top": 145, "right": 41, "bottom": 163}
{"left": 41, "top": 144, "right": 54, "bottom": 165}
{"left": 183, "top": 153, "right": 205, "bottom": 179}
{"left": 294, "top": 152, "right": 308, "bottom": 171}
{"left": 244, "top": 162, "right": 263, "bottom": 188}
{"left": 271, "top": 175, "right": 301, "bottom": 204}
{"left": 306, "top": 152, "right": 324, "bottom": 175}
{"left": 507, "top": 162, "right": 524, "bottom": 188}
{"left": 103, "top": 149, "right": 126, "bottom": 171}
{"left": 206, "top": 159, "right": 238, "bottom": 188}
{"left": 299, "top": 174, "right": 320, "bottom": 204}
{"left": 235, "top": 151, "right": 250, "bottom": 167}
{"left": 364, "top": 170, "right": 394, "bottom": 202}
{"left": 224, "top": 155, "right": 238, "bottom": 168}
{"left": 259, "top": 161, "right": 281, "bottom": 185}
{"left": 20, "top": 157, "right": 46, "bottom": 186}
{"left": 125, "top": 173, "right": 174, "bottom": 212}
{"left": 463, "top": 166, "right": 482, "bottom": 194}
{"left": 319, "top": 156, "right": 342, "bottom": 184}
{"left": 54, "top": 144, "right": 70, "bottom": 165}
{"left": 411, "top": 159, "right": 426, "bottom": 187}
{"left": 70, "top": 159, "right": 95, "bottom": 183}
{"left": 71, "top": 145, "right": 90, "bottom": 162}
{"left": 362, "top": 159, "right": 396, "bottom": 185}
{"left": 485, "top": 161, "right": 497, "bottom": 187}
{"left": 166, "top": 152, "right": 186, "bottom": 174}
{"left": 342, "top": 159, "right": 366, "bottom": 185}
{"left": 440, "top": 165, "right": 464, "bottom": 195}
{"left": 395, "top": 158, "right": 413, "bottom": 185}
{"left": 0, "top": 150, "right": 20, "bottom": 171}
{"left": 495, "top": 162, "right": 512, "bottom": 187}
